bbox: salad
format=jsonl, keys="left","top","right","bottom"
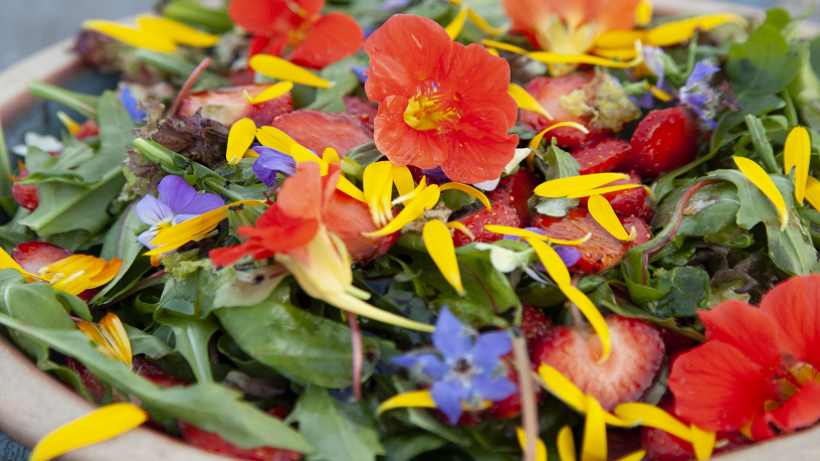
{"left": 2, "top": 0, "right": 820, "bottom": 460}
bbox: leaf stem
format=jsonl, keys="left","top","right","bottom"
{"left": 744, "top": 114, "right": 781, "bottom": 174}
{"left": 512, "top": 332, "right": 538, "bottom": 461}
{"left": 170, "top": 57, "right": 213, "bottom": 119}
{"left": 345, "top": 312, "right": 363, "bottom": 401}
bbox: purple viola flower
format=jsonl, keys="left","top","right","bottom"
{"left": 678, "top": 61, "right": 722, "bottom": 129}
{"left": 351, "top": 65, "right": 369, "bottom": 84}
{"left": 135, "top": 176, "right": 224, "bottom": 249}
{"left": 421, "top": 166, "right": 451, "bottom": 182}
{"left": 251, "top": 146, "right": 297, "bottom": 187}
{"left": 119, "top": 86, "right": 147, "bottom": 124}
{"left": 391, "top": 307, "right": 517, "bottom": 425}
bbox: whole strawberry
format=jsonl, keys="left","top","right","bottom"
{"left": 622, "top": 107, "right": 699, "bottom": 178}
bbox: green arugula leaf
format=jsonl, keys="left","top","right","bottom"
{"left": 383, "top": 432, "right": 448, "bottom": 461}
{"left": 125, "top": 325, "right": 174, "bottom": 359}
{"left": 651, "top": 267, "right": 712, "bottom": 317}
{"left": 292, "top": 385, "right": 385, "bottom": 461}
{"left": 95, "top": 203, "right": 148, "bottom": 300}
{"left": 306, "top": 54, "right": 370, "bottom": 113}
{"left": 216, "top": 301, "right": 380, "bottom": 388}
{"left": 0, "top": 313, "right": 314, "bottom": 453}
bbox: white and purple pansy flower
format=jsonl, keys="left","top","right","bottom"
{"left": 135, "top": 175, "right": 224, "bottom": 250}
{"left": 391, "top": 307, "right": 517, "bottom": 425}
{"left": 251, "top": 146, "right": 298, "bottom": 187}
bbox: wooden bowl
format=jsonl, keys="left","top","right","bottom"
{"left": 1, "top": 2, "right": 819, "bottom": 460}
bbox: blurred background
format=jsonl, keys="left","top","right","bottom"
{"left": 1, "top": 0, "right": 816, "bottom": 71}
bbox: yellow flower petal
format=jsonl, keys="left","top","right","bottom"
{"left": 588, "top": 194, "right": 630, "bottom": 241}
{"left": 337, "top": 177, "right": 366, "bottom": 202}
{"left": 0, "top": 246, "right": 25, "bottom": 273}
{"left": 566, "top": 184, "right": 642, "bottom": 199}
{"left": 30, "top": 403, "right": 147, "bottom": 461}
{"left": 364, "top": 161, "right": 395, "bottom": 227}
{"left": 784, "top": 126, "right": 811, "bottom": 203}
{"left": 691, "top": 424, "right": 716, "bottom": 461}
{"left": 377, "top": 390, "right": 436, "bottom": 414}
{"left": 646, "top": 14, "right": 746, "bottom": 47}
{"left": 439, "top": 182, "right": 491, "bottom": 209}
{"left": 255, "top": 126, "right": 298, "bottom": 153}
{"left": 734, "top": 157, "right": 789, "bottom": 231}
{"left": 527, "top": 238, "right": 572, "bottom": 286}
{"left": 366, "top": 185, "right": 441, "bottom": 237}
{"left": 510, "top": 83, "right": 553, "bottom": 121}
{"left": 806, "top": 176, "right": 820, "bottom": 211}
{"left": 615, "top": 450, "right": 647, "bottom": 461}
{"left": 50, "top": 272, "right": 91, "bottom": 296}
{"left": 582, "top": 395, "right": 608, "bottom": 461}
{"left": 539, "top": 364, "right": 587, "bottom": 412}
{"left": 148, "top": 200, "right": 265, "bottom": 254}
{"left": 562, "top": 284, "right": 612, "bottom": 362}
{"left": 226, "top": 118, "right": 257, "bottom": 165}
{"left": 529, "top": 43, "right": 644, "bottom": 69}
{"left": 487, "top": 47, "right": 500, "bottom": 56}
{"left": 249, "top": 54, "right": 333, "bottom": 88}
{"left": 535, "top": 173, "right": 629, "bottom": 198}
{"left": 423, "top": 220, "right": 465, "bottom": 296}
{"left": 83, "top": 20, "right": 176, "bottom": 53}
{"left": 87, "top": 258, "right": 123, "bottom": 288}
{"left": 635, "top": 0, "right": 653, "bottom": 26}
{"left": 99, "top": 313, "right": 133, "bottom": 366}
{"left": 481, "top": 39, "right": 529, "bottom": 55}
{"left": 392, "top": 165, "right": 416, "bottom": 197}
{"left": 137, "top": 16, "right": 219, "bottom": 47}
{"left": 322, "top": 148, "right": 341, "bottom": 165}
{"left": 651, "top": 86, "right": 673, "bottom": 102}
{"left": 558, "top": 426, "right": 577, "bottom": 461}
{"left": 467, "top": 9, "right": 505, "bottom": 35}
{"left": 486, "top": 225, "right": 591, "bottom": 245}
{"left": 448, "top": 221, "right": 475, "bottom": 241}
{"left": 613, "top": 403, "right": 693, "bottom": 442}
{"left": 77, "top": 322, "right": 119, "bottom": 361}
{"left": 57, "top": 112, "right": 82, "bottom": 135}
{"left": 530, "top": 122, "right": 591, "bottom": 150}
{"left": 251, "top": 81, "right": 294, "bottom": 104}
{"left": 516, "top": 427, "right": 548, "bottom": 461}
{"left": 593, "top": 46, "right": 639, "bottom": 60}
{"left": 594, "top": 30, "right": 648, "bottom": 50}
{"left": 446, "top": 7, "right": 469, "bottom": 40}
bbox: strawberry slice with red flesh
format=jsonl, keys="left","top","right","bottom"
{"left": 623, "top": 107, "right": 700, "bottom": 178}
{"left": 322, "top": 189, "right": 397, "bottom": 263}
{"left": 65, "top": 356, "right": 190, "bottom": 404}
{"left": 270, "top": 109, "right": 374, "bottom": 157}
{"left": 178, "top": 84, "right": 293, "bottom": 128}
{"left": 343, "top": 96, "right": 378, "bottom": 130}
{"left": 534, "top": 316, "right": 665, "bottom": 411}
{"left": 12, "top": 166, "right": 39, "bottom": 211}
{"left": 486, "top": 168, "right": 540, "bottom": 225}
{"left": 642, "top": 402, "right": 751, "bottom": 461}
{"left": 531, "top": 209, "right": 651, "bottom": 274}
{"left": 451, "top": 204, "right": 522, "bottom": 247}
{"left": 571, "top": 137, "right": 630, "bottom": 175}
{"left": 178, "top": 407, "right": 302, "bottom": 461}
{"left": 518, "top": 76, "right": 608, "bottom": 149}
{"left": 520, "top": 304, "right": 552, "bottom": 352}
{"left": 577, "top": 171, "right": 655, "bottom": 222}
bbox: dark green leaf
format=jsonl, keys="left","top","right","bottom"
{"left": 153, "top": 308, "right": 220, "bottom": 383}
{"left": 652, "top": 267, "right": 711, "bottom": 317}
{"left": 95, "top": 204, "right": 148, "bottom": 300}
{"left": 383, "top": 433, "right": 448, "bottom": 461}
{"left": 306, "top": 54, "right": 369, "bottom": 113}
{"left": 292, "top": 385, "right": 385, "bottom": 461}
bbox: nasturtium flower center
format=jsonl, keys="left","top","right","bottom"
{"left": 403, "top": 88, "right": 458, "bottom": 131}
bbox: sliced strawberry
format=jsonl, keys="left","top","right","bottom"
{"left": 451, "top": 204, "right": 522, "bottom": 247}
{"left": 11, "top": 241, "right": 73, "bottom": 274}
{"left": 486, "top": 168, "right": 540, "bottom": 225}
{"left": 623, "top": 107, "right": 700, "bottom": 178}
{"left": 642, "top": 402, "right": 751, "bottom": 461}
{"left": 74, "top": 119, "right": 100, "bottom": 140}
{"left": 65, "top": 356, "right": 108, "bottom": 403}
{"left": 520, "top": 304, "right": 552, "bottom": 352}
{"left": 132, "top": 356, "right": 190, "bottom": 388}
{"left": 518, "top": 77, "right": 608, "bottom": 148}
{"left": 12, "top": 182, "right": 39, "bottom": 211}
{"left": 178, "top": 408, "right": 302, "bottom": 461}
{"left": 532, "top": 208, "right": 638, "bottom": 274}
{"left": 575, "top": 171, "right": 654, "bottom": 221}
{"left": 534, "top": 316, "right": 665, "bottom": 411}
{"left": 343, "top": 96, "right": 378, "bottom": 130}
{"left": 571, "top": 137, "right": 630, "bottom": 175}
{"left": 623, "top": 216, "right": 653, "bottom": 248}
{"left": 271, "top": 110, "right": 374, "bottom": 156}
{"left": 179, "top": 84, "right": 293, "bottom": 128}
{"left": 322, "top": 189, "right": 397, "bottom": 263}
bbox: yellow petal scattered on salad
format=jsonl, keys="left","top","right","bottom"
{"left": 690, "top": 424, "right": 717, "bottom": 461}
{"left": 251, "top": 81, "right": 294, "bottom": 105}
{"left": 446, "top": 7, "right": 469, "bottom": 40}
{"left": 439, "top": 182, "right": 492, "bottom": 209}
{"left": 377, "top": 390, "right": 437, "bottom": 414}
{"left": 392, "top": 165, "right": 416, "bottom": 197}
{"left": 30, "top": 404, "right": 147, "bottom": 461}
{"left": 734, "top": 156, "right": 789, "bottom": 231}
{"left": 587, "top": 194, "right": 631, "bottom": 241}
{"left": 78, "top": 313, "right": 133, "bottom": 366}
{"left": 530, "top": 122, "right": 591, "bottom": 150}
{"left": 137, "top": 16, "right": 219, "bottom": 47}
{"left": 481, "top": 39, "right": 529, "bottom": 55}
{"left": 528, "top": 44, "right": 645, "bottom": 69}
{"left": 83, "top": 20, "right": 177, "bottom": 52}
{"left": 486, "top": 224, "right": 591, "bottom": 245}
{"left": 509, "top": 83, "right": 553, "bottom": 120}
{"left": 534, "top": 173, "right": 629, "bottom": 198}
{"left": 557, "top": 425, "right": 577, "bottom": 461}
{"left": 515, "top": 427, "right": 548, "bottom": 461}
{"left": 423, "top": 220, "right": 465, "bottom": 296}
{"left": 784, "top": 126, "right": 811, "bottom": 203}
{"left": 226, "top": 118, "right": 257, "bottom": 165}
{"left": 366, "top": 185, "right": 441, "bottom": 237}
{"left": 805, "top": 176, "right": 820, "bottom": 211}
{"left": 566, "top": 184, "right": 642, "bottom": 199}
{"left": 613, "top": 403, "right": 693, "bottom": 441}
{"left": 582, "top": 395, "right": 608, "bottom": 461}
{"left": 635, "top": 0, "right": 653, "bottom": 26}
{"left": 645, "top": 13, "right": 746, "bottom": 47}
{"left": 250, "top": 54, "right": 333, "bottom": 88}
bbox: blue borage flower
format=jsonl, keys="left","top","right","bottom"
{"left": 119, "top": 86, "right": 147, "bottom": 124}
{"left": 390, "top": 307, "right": 517, "bottom": 425}
{"left": 679, "top": 61, "right": 721, "bottom": 128}
{"left": 250, "top": 146, "right": 298, "bottom": 186}
{"left": 136, "top": 175, "right": 224, "bottom": 251}
{"left": 350, "top": 65, "right": 369, "bottom": 84}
